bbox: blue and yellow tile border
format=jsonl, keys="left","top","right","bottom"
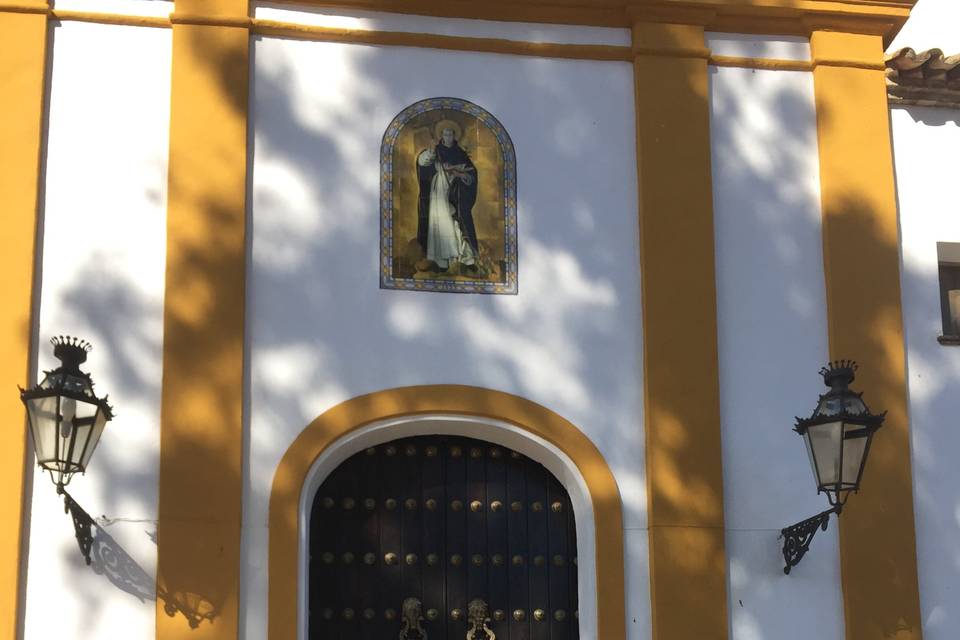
{"left": 379, "top": 97, "right": 518, "bottom": 295}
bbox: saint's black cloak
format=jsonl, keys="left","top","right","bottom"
{"left": 416, "top": 141, "right": 479, "bottom": 256}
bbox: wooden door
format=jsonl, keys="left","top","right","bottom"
{"left": 309, "top": 435, "right": 579, "bottom": 639}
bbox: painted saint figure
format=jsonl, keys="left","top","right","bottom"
{"left": 416, "top": 121, "right": 481, "bottom": 274}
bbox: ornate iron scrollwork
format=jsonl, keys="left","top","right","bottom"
{"left": 467, "top": 599, "right": 496, "bottom": 640}
{"left": 59, "top": 489, "right": 214, "bottom": 628}
{"left": 61, "top": 488, "right": 95, "bottom": 565}
{"left": 399, "top": 597, "right": 427, "bottom": 640}
{"left": 779, "top": 506, "right": 840, "bottom": 574}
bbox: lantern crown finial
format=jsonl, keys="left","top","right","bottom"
{"left": 820, "top": 360, "right": 857, "bottom": 390}
{"left": 51, "top": 336, "right": 91, "bottom": 373}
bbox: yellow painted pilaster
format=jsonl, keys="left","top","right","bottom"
{"left": 0, "top": 2, "right": 48, "bottom": 638}
{"left": 156, "top": 0, "right": 249, "bottom": 637}
{"left": 811, "top": 30, "right": 924, "bottom": 640}
{"left": 633, "top": 20, "right": 729, "bottom": 640}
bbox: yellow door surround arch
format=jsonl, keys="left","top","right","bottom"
{"left": 268, "top": 385, "right": 626, "bottom": 640}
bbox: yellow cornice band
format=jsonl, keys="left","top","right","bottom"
{"left": 812, "top": 56, "right": 886, "bottom": 70}
{"left": 0, "top": 0, "right": 918, "bottom": 35}
{"left": 21, "top": 5, "right": 912, "bottom": 72}
{"left": 258, "top": 0, "right": 914, "bottom": 40}
{"left": 710, "top": 54, "right": 813, "bottom": 71}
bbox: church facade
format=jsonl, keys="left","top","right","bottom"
{"left": 1, "top": 0, "right": 958, "bottom": 639}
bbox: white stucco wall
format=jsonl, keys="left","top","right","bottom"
{"left": 24, "top": 8, "right": 960, "bottom": 640}
{"left": 891, "top": 105, "right": 960, "bottom": 640}
{"left": 710, "top": 61, "right": 842, "bottom": 639}
{"left": 22, "top": 20, "right": 170, "bottom": 640}
{"left": 890, "top": 0, "right": 960, "bottom": 53}
{"left": 244, "top": 33, "right": 646, "bottom": 640}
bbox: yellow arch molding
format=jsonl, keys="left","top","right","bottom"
{"left": 268, "top": 385, "right": 626, "bottom": 640}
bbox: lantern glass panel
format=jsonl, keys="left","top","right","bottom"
{"left": 63, "top": 396, "right": 102, "bottom": 469}
{"left": 805, "top": 421, "right": 842, "bottom": 488}
{"left": 840, "top": 425, "right": 870, "bottom": 486}
{"left": 72, "top": 395, "right": 99, "bottom": 423}
{"left": 56, "top": 396, "right": 78, "bottom": 472}
{"left": 78, "top": 409, "right": 108, "bottom": 469}
{"left": 803, "top": 430, "right": 816, "bottom": 486}
{"left": 25, "top": 395, "right": 59, "bottom": 466}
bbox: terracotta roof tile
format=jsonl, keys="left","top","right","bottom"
{"left": 886, "top": 47, "right": 960, "bottom": 108}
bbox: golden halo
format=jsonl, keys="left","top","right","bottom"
{"left": 434, "top": 119, "right": 462, "bottom": 142}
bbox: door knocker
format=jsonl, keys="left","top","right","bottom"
{"left": 399, "top": 597, "right": 427, "bottom": 640}
{"left": 466, "top": 599, "right": 495, "bottom": 640}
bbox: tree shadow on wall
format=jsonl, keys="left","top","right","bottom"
{"left": 41, "top": 10, "right": 957, "bottom": 640}
{"left": 818, "top": 192, "right": 923, "bottom": 640}
{"left": 148, "top": 21, "right": 251, "bottom": 634}
{"left": 56, "top": 490, "right": 216, "bottom": 628}
{"left": 37, "top": 21, "right": 250, "bottom": 634}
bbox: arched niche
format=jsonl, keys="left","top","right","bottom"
{"left": 379, "top": 97, "right": 518, "bottom": 294}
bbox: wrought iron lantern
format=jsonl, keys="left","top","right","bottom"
{"left": 780, "top": 360, "right": 885, "bottom": 574}
{"left": 19, "top": 336, "right": 113, "bottom": 492}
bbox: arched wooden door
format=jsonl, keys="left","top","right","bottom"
{"left": 309, "top": 435, "right": 579, "bottom": 639}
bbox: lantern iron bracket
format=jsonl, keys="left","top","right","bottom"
{"left": 779, "top": 505, "right": 841, "bottom": 574}
{"left": 59, "top": 486, "right": 95, "bottom": 565}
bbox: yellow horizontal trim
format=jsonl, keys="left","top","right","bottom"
{"left": 252, "top": 19, "right": 632, "bottom": 60}
{"left": 9, "top": 0, "right": 916, "bottom": 47}
{"left": 708, "top": 53, "right": 889, "bottom": 73}
{"left": 51, "top": 9, "right": 170, "bottom": 28}
{"left": 813, "top": 56, "right": 886, "bottom": 70}
{"left": 634, "top": 45, "right": 711, "bottom": 59}
{"left": 710, "top": 54, "right": 812, "bottom": 71}
{"left": 24, "top": 6, "right": 913, "bottom": 66}
{"left": 35, "top": 10, "right": 633, "bottom": 60}
{"left": 13, "top": 10, "right": 901, "bottom": 71}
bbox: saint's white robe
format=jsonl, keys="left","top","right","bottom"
{"left": 418, "top": 149, "right": 477, "bottom": 269}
